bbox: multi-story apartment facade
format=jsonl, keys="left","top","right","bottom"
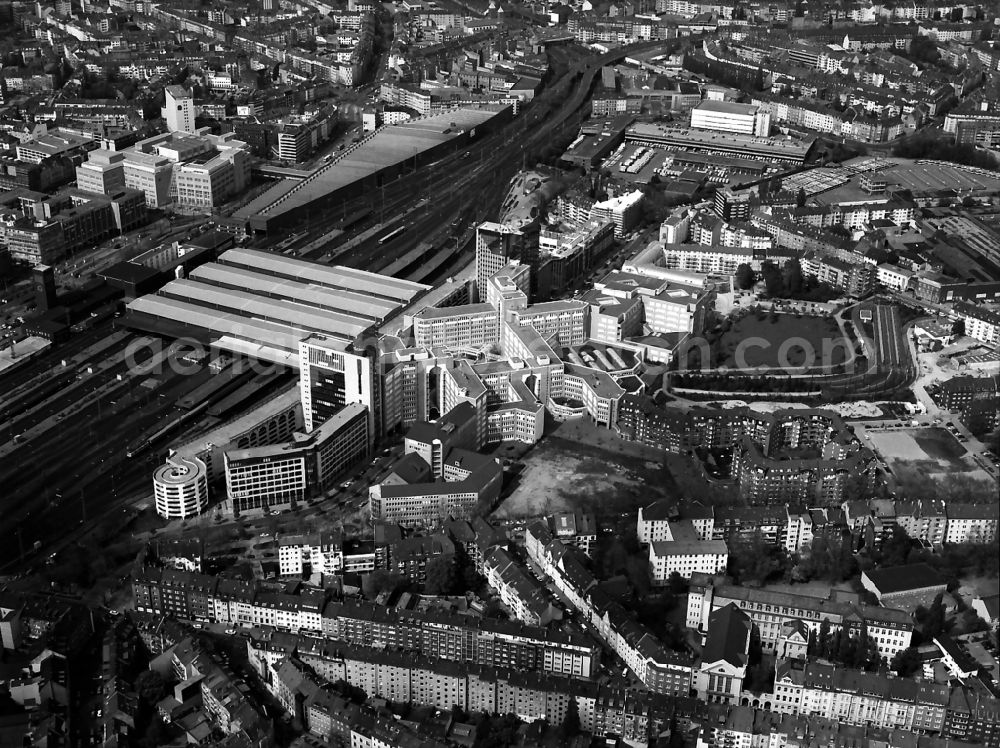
{"left": 687, "top": 574, "right": 913, "bottom": 661}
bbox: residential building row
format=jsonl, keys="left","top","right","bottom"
{"left": 250, "top": 631, "right": 663, "bottom": 744}
{"left": 129, "top": 567, "right": 602, "bottom": 680}
{"left": 618, "top": 402, "right": 880, "bottom": 505}
{"left": 526, "top": 521, "right": 697, "bottom": 696}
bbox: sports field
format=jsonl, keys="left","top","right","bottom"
{"left": 715, "top": 313, "right": 849, "bottom": 369}
{"left": 868, "top": 427, "right": 967, "bottom": 467}
{"left": 868, "top": 427, "right": 995, "bottom": 500}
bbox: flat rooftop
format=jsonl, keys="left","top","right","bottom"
{"left": 627, "top": 123, "right": 813, "bottom": 160}
{"left": 694, "top": 99, "right": 757, "bottom": 115}
{"left": 159, "top": 278, "right": 373, "bottom": 339}
{"left": 125, "top": 250, "right": 428, "bottom": 366}
{"left": 126, "top": 295, "right": 320, "bottom": 365}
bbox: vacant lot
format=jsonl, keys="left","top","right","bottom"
{"left": 869, "top": 427, "right": 996, "bottom": 500}
{"left": 870, "top": 427, "right": 967, "bottom": 469}
{"left": 492, "top": 419, "right": 671, "bottom": 520}
{"left": 715, "top": 313, "right": 849, "bottom": 369}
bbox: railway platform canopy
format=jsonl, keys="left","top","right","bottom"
{"left": 124, "top": 249, "right": 429, "bottom": 366}
{"left": 233, "top": 105, "right": 512, "bottom": 233}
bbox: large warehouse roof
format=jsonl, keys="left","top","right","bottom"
{"left": 233, "top": 106, "right": 508, "bottom": 223}
{"left": 126, "top": 295, "right": 325, "bottom": 365}
{"left": 158, "top": 279, "right": 372, "bottom": 340}
{"left": 189, "top": 264, "right": 399, "bottom": 322}
{"left": 125, "top": 249, "right": 428, "bottom": 366}
{"left": 217, "top": 248, "right": 429, "bottom": 304}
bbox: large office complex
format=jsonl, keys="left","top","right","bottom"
{"left": 79, "top": 129, "right": 254, "bottom": 211}
{"left": 224, "top": 403, "right": 370, "bottom": 516}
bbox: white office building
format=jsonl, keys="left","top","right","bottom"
{"left": 690, "top": 100, "right": 771, "bottom": 137}
{"left": 163, "top": 85, "right": 196, "bottom": 134}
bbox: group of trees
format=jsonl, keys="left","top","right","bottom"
{"left": 914, "top": 593, "right": 949, "bottom": 642}
{"left": 683, "top": 52, "right": 766, "bottom": 92}
{"left": 808, "top": 620, "right": 883, "bottom": 671}
{"left": 425, "top": 549, "right": 485, "bottom": 596}
{"left": 893, "top": 132, "right": 999, "bottom": 171}
{"left": 758, "top": 259, "right": 839, "bottom": 302}
{"left": 670, "top": 372, "right": 824, "bottom": 393}
{"left": 727, "top": 532, "right": 790, "bottom": 586}
{"left": 790, "top": 531, "right": 858, "bottom": 584}
{"left": 361, "top": 549, "right": 483, "bottom": 599}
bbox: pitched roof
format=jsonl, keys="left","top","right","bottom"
{"left": 863, "top": 563, "right": 946, "bottom": 595}
{"left": 702, "top": 603, "right": 751, "bottom": 669}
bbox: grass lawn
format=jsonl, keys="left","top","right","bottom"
{"left": 715, "top": 313, "right": 849, "bottom": 369}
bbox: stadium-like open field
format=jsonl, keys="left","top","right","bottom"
{"left": 715, "top": 313, "right": 849, "bottom": 369}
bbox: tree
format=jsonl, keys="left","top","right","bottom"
{"left": 735, "top": 263, "right": 756, "bottom": 291}
{"left": 135, "top": 670, "right": 165, "bottom": 706}
{"left": 796, "top": 187, "right": 807, "bottom": 207}
{"left": 561, "top": 697, "right": 580, "bottom": 739}
{"left": 890, "top": 647, "right": 922, "bottom": 677}
{"left": 479, "top": 714, "right": 522, "bottom": 748}
{"left": 922, "top": 593, "right": 948, "bottom": 639}
{"left": 760, "top": 261, "right": 785, "bottom": 297}
{"left": 483, "top": 599, "right": 508, "bottom": 619}
{"left": 951, "top": 319, "right": 965, "bottom": 337}
{"left": 782, "top": 258, "right": 804, "bottom": 296}
{"left": 334, "top": 679, "right": 368, "bottom": 703}
{"left": 817, "top": 619, "right": 832, "bottom": 658}
{"left": 667, "top": 571, "right": 689, "bottom": 595}
{"left": 362, "top": 570, "right": 405, "bottom": 599}
{"left": 424, "top": 554, "right": 458, "bottom": 595}
{"left": 878, "top": 526, "right": 913, "bottom": 567}
{"left": 908, "top": 34, "right": 940, "bottom": 65}
{"left": 728, "top": 531, "right": 788, "bottom": 585}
